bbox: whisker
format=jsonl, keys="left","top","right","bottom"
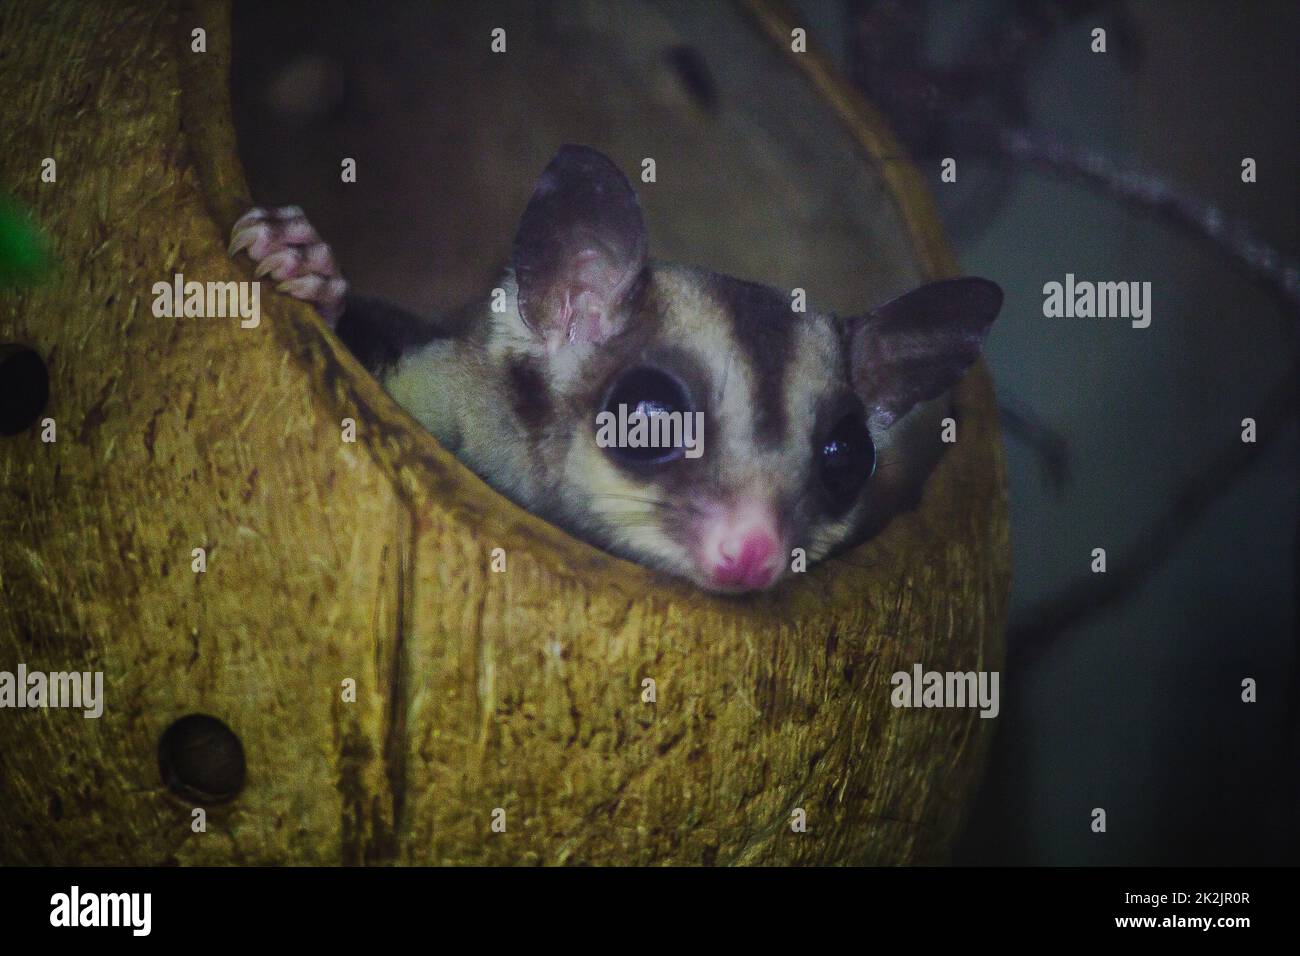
{"left": 589, "top": 492, "right": 703, "bottom": 517}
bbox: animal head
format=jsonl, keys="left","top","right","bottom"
{"left": 497, "top": 145, "right": 1001, "bottom": 592}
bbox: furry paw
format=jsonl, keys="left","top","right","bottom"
{"left": 228, "top": 206, "right": 348, "bottom": 327}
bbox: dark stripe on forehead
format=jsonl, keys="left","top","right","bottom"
{"left": 708, "top": 273, "right": 793, "bottom": 445}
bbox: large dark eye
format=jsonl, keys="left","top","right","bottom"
{"left": 599, "top": 367, "right": 694, "bottom": 465}
{"left": 819, "top": 411, "right": 875, "bottom": 513}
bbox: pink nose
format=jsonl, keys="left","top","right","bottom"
{"left": 711, "top": 532, "right": 779, "bottom": 589}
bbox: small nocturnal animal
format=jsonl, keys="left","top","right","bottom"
{"left": 229, "top": 145, "right": 1001, "bottom": 593}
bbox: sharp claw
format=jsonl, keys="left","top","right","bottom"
{"left": 254, "top": 248, "right": 297, "bottom": 279}
{"left": 277, "top": 275, "right": 325, "bottom": 298}
{"left": 228, "top": 223, "right": 266, "bottom": 258}
{"left": 231, "top": 207, "right": 268, "bottom": 237}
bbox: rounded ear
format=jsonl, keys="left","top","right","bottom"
{"left": 511, "top": 145, "right": 648, "bottom": 349}
{"left": 848, "top": 277, "right": 1002, "bottom": 427}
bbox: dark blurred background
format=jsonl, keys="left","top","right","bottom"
{"left": 232, "top": 0, "right": 1298, "bottom": 864}
{"left": 851, "top": 0, "right": 1299, "bottom": 866}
